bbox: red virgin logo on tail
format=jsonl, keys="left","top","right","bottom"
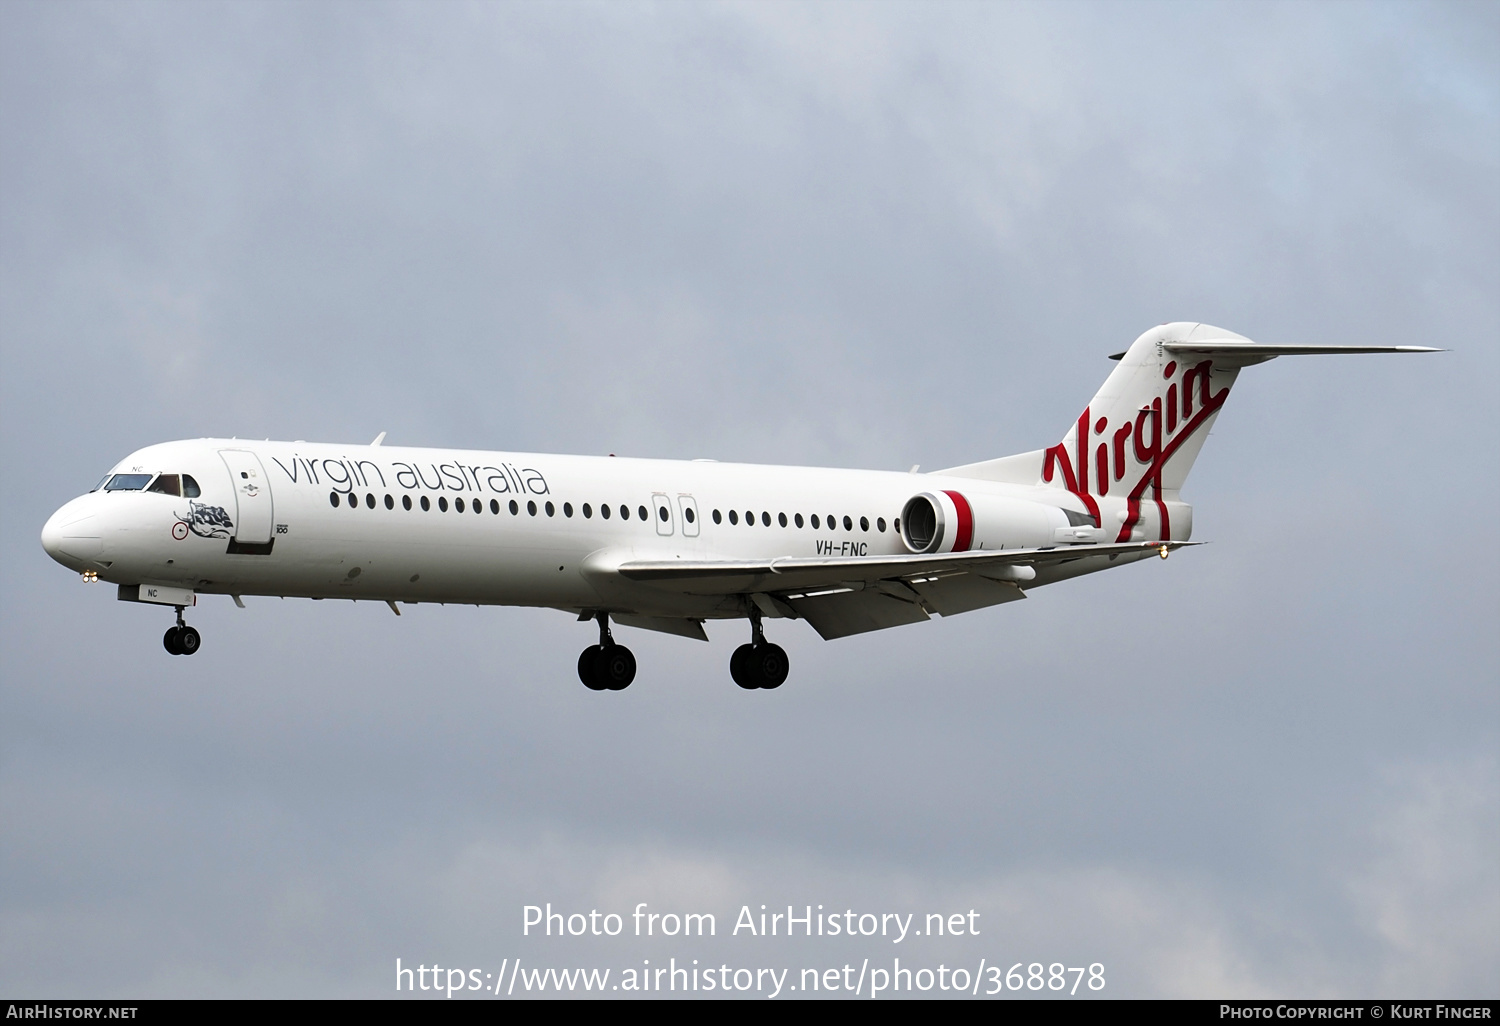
{"left": 1043, "top": 359, "right": 1229, "bottom": 541}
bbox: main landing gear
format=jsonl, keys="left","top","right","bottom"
{"left": 162, "top": 605, "right": 201, "bottom": 656}
{"left": 730, "top": 607, "right": 788, "bottom": 690}
{"left": 578, "top": 612, "right": 636, "bottom": 691}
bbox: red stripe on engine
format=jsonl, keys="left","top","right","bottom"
{"left": 943, "top": 490, "right": 973, "bottom": 552}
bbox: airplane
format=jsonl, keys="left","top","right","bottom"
{"left": 41, "top": 322, "right": 1437, "bottom": 691}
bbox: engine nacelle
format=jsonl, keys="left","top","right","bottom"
{"left": 898, "top": 490, "right": 1063, "bottom": 554}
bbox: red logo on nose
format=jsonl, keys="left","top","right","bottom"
{"left": 171, "top": 521, "right": 189, "bottom": 540}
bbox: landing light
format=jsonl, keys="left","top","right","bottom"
{"left": 81, "top": 570, "right": 99, "bottom": 582}
{"left": 1158, "top": 546, "right": 1170, "bottom": 559}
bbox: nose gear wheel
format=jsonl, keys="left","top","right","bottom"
{"left": 162, "top": 606, "right": 202, "bottom": 656}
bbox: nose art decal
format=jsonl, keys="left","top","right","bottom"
{"left": 173, "top": 500, "right": 235, "bottom": 539}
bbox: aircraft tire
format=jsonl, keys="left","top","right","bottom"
{"left": 753, "top": 643, "right": 788, "bottom": 690}
{"left": 163, "top": 626, "right": 183, "bottom": 656}
{"left": 730, "top": 644, "right": 758, "bottom": 689}
{"left": 578, "top": 646, "right": 608, "bottom": 690}
{"left": 177, "top": 626, "right": 201, "bottom": 656}
{"left": 600, "top": 644, "right": 636, "bottom": 690}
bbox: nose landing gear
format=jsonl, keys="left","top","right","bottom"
{"left": 730, "top": 607, "right": 788, "bottom": 690}
{"left": 162, "top": 606, "right": 201, "bottom": 656}
{"left": 577, "top": 612, "right": 635, "bottom": 691}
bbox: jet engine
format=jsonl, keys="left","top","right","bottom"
{"left": 898, "top": 490, "right": 1066, "bottom": 554}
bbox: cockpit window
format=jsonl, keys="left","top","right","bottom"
{"left": 91, "top": 475, "right": 111, "bottom": 493}
{"left": 104, "top": 474, "right": 153, "bottom": 491}
{"left": 183, "top": 475, "right": 201, "bottom": 498}
{"left": 147, "top": 474, "right": 181, "bottom": 496}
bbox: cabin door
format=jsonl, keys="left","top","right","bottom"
{"left": 651, "top": 492, "right": 674, "bottom": 536}
{"left": 677, "top": 494, "right": 700, "bottom": 537}
{"left": 218, "top": 450, "right": 275, "bottom": 544}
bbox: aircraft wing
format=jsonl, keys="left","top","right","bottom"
{"left": 614, "top": 540, "right": 1190, "bottom": 640}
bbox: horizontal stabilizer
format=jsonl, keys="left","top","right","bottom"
{"left": 1158, "top": 339, "right": 1440, "bottom": 363}
{"left": 1111, "top": 341, "right": 1442, "bottom": 362}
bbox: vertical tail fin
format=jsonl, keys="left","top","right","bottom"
{"left": 1040, "top": 322, "right": 1438, "bottom": 540}
{"left": 942, "top": 322, "right": 1438, "bottom": 541}
{"left": 1043, "top": 322, "right": 1244, "bottom": 536}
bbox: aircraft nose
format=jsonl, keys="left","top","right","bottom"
{"left": 40, "top": 507, "right": 68, "bottom": 560}
{"left": 41, "top": 499, "right": 102, "bottom": 569}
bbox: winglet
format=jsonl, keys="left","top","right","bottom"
{"left": 371, "top": 431, "right": 387, "bottom": 446}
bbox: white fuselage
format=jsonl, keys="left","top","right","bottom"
{"left": 41, "top": 437, "right": 1149, "bottom": 622}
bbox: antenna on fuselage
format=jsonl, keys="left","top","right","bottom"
{"left": 371, "top": 431, "right": 386, "bottom": 446}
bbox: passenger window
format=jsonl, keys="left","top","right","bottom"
{"left": 778, "top": 512, "right": 787, "bottom": 527}
{"left": 456, "top": 497, "right": 467, "bottom": 513}
{"left": 713, "top": 509, "right": 722, "bottom": 524}
{"left": 843, "top": 515, "right": 853, "bottom": 531}
{"left": 827, "top": 514, "right": 836, "bottom": 530}
{"left": 510, "top": 500, "right": 519, "bottom": 515}
{"left": 658, "top": 506, "right": 668, "bottom": 521}
{"left": 563, "top": 502, "right": 573, "bottom": 518}
{"left": 795, "top": 513, "right": 803, "bottom": 528}
{"left": 601, "top": 504, "right": 611, "bottom": 520}
{"left": 877, "top": 518, "right": 886, "bottom": 532}
{"left": 421, "top": 496, "right": 431, "bottom": 511}
{"left": 348, "top": 493, "right": 358, "bottom": 508}
{"left": 403, "top": 495, "right": 412, "bottom": 510}
{"left": 329, "top": 492, "right": 340, "bottom": 508}
{"left": 385, "top": 494, "right": 394, "bottom": 509}
{"left": 728, "top": 510, "right": 738, "bottom": 525}
{"left": 745, "top": 510, "right": 753, "bottom": 525}
{"left": 367, "top": 493, "right": 376, "bottom": 509}
{"left": 438, "top": 497, "right": 449, "bottom": 512}
{"left": 528, "top": 500, "right": 537, "bottom": 516}
{"left": 546, "top": 501, "right": 555, "bottom": 517}
{"left": 860, "top": 516, "right": 869, "bottom": 532}
{"left": 491, "top": 499, "right": 500, "bottom": 514}
{"left": 810, "top": 514, "right": 819, "bottom": 529}
{"left": 638, "top": 506, "right": 648, "bottom": 521}
{"left": 104, "top": 474, "right": 153, "bottom": 491}
{"left": 583, "top": 503, "right": 593, "bottom": 518}
{"left": 684, "top": 507, "right": 694, "bottom": 524}
{"left": 147, "top": 474, "right": 181, "bottom": 496}
{"left": 473, "top": 499, "right": 482, "bottom": 514}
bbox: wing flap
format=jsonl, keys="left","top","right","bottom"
{"left": 788, "top": 588, "right": 931, "bottom": 640}
{"left": 614, "top": 540, "right": 1187, "bottom": 596}
{"left": 908, "top": 573, "right": 1026, "bottom": 617}
{"left": 611, "top": 613, "right": 710, "bottom": 641}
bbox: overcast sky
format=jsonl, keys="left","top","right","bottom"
{"left": 2, "top": 0, "right": 1496, "bottom": 999}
